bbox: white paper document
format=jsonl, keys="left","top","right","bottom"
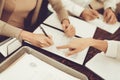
{"left": 86, "top": 53, "right": 120, "bottom": 80}
{"left": 88, "top": 15, "right": 120, "bottom": 34}
{"left": 33, "top": 24, "right": 89, "bottom": 65}
{"left": 44, "top": 13, "right": 97, "bottom": 38}
{"left": 0, "top": 53, "right": 80, "bottom": 80}
{"left": 0, "top": 38, "right": 22, "bottom": 57}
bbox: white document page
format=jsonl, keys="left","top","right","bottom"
{"left": 33, "top": 24, "right": 89, "bottom": 65}
{"left": 86, "top": 53, "right": 120, "bottom": 80}
{"left": 88, "top": 15, "right": 120, "bottom": 34}
{"left": 0, "top": 38, "right": 21, "bottom": 57}
{"left": 44, "top": 13, "right": 97, "bottom": 38}
{"left": 0, "top": 53, "right": 80, "bottom": 80}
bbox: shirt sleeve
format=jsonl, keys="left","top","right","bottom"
{"left": 105, "top": 40, "right": 120, "bottom": 60}
{"left": 61, "top": 0, "right": 85, "bottom": 17}
{"left": 48, "top": 0, "right": 68, "bottom": 22}
{"left": 0, "top": 20, "right": 22, "bottom": 40}
{"left": 104, "top": 0, "right": 116, "bottom": 11}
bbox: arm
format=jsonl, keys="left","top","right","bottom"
{"left": 0, "top": 20, "right": 53, "bottom": 47}
{"left": 92, "top": 40, "right": 120, "bottom": 60}
{"left": 48, "top": 0, "right": 75, "bottom": 37}
{"left": 48, "top": 0, "right": 68, "bottom": 22}
{"left": 103, "top": 0, "right": 117, "bottom": 24}
{"left": 57, "top": 38, "right": 108, "bottom": 56}
{"left": 0, "top": 20, "right": 22, "bottom": 40}
{"left": 61, "top": 0, "right": 99, "bottom": 21}
{"left": 57, "top": 38, "right": 120, "bottom": 59}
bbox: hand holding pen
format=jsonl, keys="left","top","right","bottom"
{"left": 80, "top": 4, "right": 99, "bottom": 21}
{"left": 39, "top": 26, "right": 49, "bottom": 37}
{"left": 37, "top": 26, "right": 53, "bottom": 47}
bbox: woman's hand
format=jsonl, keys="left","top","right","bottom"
{"left": 57, "top": 38, "right": 92, "bottom": 56}
{"left": 61, "top": 19, "right": 75, "bottom": 37}
{"left": 20, "top": 30, "right": 53, "bottom": 48}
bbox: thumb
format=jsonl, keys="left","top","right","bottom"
{"left": 62, "top": 24, "right": 68, "bottom": 31}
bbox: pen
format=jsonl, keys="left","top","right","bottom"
{"left": 88, "top": 4, "right": 93, "bottom": 9}
{"left": 88, "top": 4, "right": 99, "bottom": 19}
{"left": 39, "top": 26, "right": 49, "bottom": 37}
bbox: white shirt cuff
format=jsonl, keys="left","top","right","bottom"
{"left": 105, "top": 41, "right": 118, "bottom": 58}
{"left": 104, "top": 1, "right": 116, "bottom": 11}
{"left": 70, "top": 5, "right": 84, "bottom": 17}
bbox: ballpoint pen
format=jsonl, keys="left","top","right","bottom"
{"left": 39, "top": 26, "right": 49, "bottom": 37}
{"left": 88, "top": 4, "right": 93, "bottom": 9}
{"left": 89, "top": 4, "right": 99, "bottom": 19}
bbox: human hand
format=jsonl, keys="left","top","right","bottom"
{"left": 57, "top": 38, "right": 92, "bottom": 56}
{"left": 20, "top": 31, "right": 53, "bottom": 48}
{"left": 80, "top": 8, "right": 99, "bottom": 21}
{"left": 103, "top": 8, "right": 117, "bottom": 24}
{"left": 61, "top": 19, "right": 75, "bottom": 37}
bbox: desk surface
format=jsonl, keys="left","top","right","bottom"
{"left": 0, "top": 13, "right": 120, "bottom": 80}
{"left": 22, "top": 26, "right": 120, "bottom": 80}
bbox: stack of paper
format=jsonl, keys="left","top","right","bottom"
{"left": 34, "top": 24, "right": 89, "bottom": 65}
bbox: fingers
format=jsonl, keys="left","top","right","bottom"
{"left": 45, "top": 37, "right": 54, "bottom": 45}
{"left": 57, "top": 45, "right": 79, "bottom": 56}
{"left": 62, "top": 24, "right": 68, "bottom": 30}
{"left": 104, "top": 9, "right": 117, "bottom": 24}
{"left": 57, "top": 45, "right": 78, "bottom": 56}
{"left": 91, "top": 9, "right": 99, "bottom": 18}
{"left": 82, "top": 9, "right": 99, "bottom": 21}
{"left": 104, "top": 11, "right": 111, "bottom": 23}
{"left": 66, "top": 49, "right": 79, "bottom": 56}
{"left": 57, "top": 45, "right": 69, "bottom": 49}
{"left": 63, "top": 25, "right": 75, "bottom": 37}
{"left": 108, "top": 15, "right": 117, "bottom": 24}
{"left": 36, "top": 34, "right": 53, "bottom": 47}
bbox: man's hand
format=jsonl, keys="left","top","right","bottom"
{"left": 104, "top": 8, "right": 117, "bottom": 24}
{"left": 80, "top": 8, "right": 99, "bottom": 21}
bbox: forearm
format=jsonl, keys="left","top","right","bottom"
{"left": 90, "top": 38, "right": 108, "bottom": 53}
{"left": 49, "top": 0, "right": 68, "bottom": 21}
{"left": 0, "top": 20, "right": 22, "bottom": 40}
{"left": 20, "top": 30, "right": 34, "bottom": 42}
